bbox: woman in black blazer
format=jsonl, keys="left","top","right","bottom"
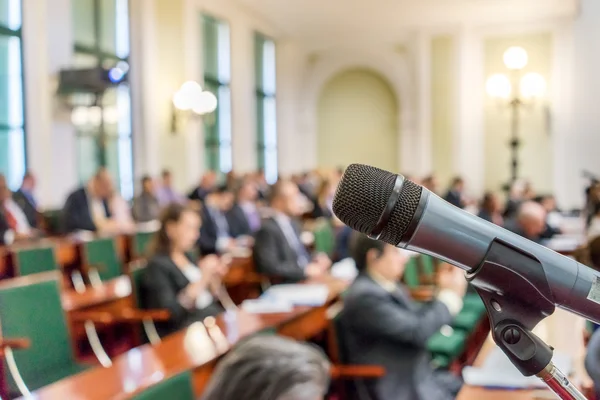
{"left": 140, "top": 203, "right": 227, "bottom": 337}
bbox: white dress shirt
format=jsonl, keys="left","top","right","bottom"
{"left": 3, "top": 198, "right": 31, "bottom": 235}
{"left": 180, "top": 263, "right": 214, "bottom": 309}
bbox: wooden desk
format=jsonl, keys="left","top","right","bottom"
{"left": 28, "top": 279, "right": 348, "bottom": 400}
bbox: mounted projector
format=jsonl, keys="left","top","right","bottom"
{"left": 57, "top": 66, "right": 128, "bottom": 95}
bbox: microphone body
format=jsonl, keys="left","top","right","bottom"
{"left": 332, "top": 164, "right": 600, "bottom": 324}
{"left": 403, "top": 191, "right": 597, "bottom": 322}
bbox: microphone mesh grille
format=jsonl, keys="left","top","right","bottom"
{"left": 332, "top": 164, "right": 423, "bottom": 245}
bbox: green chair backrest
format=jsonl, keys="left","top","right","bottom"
{"left": 130, "top": 265, "right": 146, "bottom": 309}
{"left": 131, "top": 371, "right": 194, "bottom": 400}
{"left": 0, "top": 273, "right": 77, "bottom": 392}
{"left": 419, "top": 255, "right": 436, "bottom": 277}
{"left": 84, "top": 237, "right": 122, "bottom": 281}
{"left": 313, "top": 219, "right": 335, "bottom": 256}
{"left": 15, "top": 247, "right": 58, "bottom": 276}
{"left": 134, "top": 232, "right": 154, "bottom": 258}
{"left": 403, "top": 258, "right": 420, "bottom": 288}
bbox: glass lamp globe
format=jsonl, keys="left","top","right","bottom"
{"left": 192, "top": 91, "right": 218, "bottom": 115}
{"left": 520, "top": 72, "right": 546, "bottom": 99}
{"left": 173, "top": 81, "right": 203, "bottom": 111}
{"left": 486, "top": 74, "right": 512, "bottom": 99}
{"left": 71, "top": 106, "right": 89, "bottom": 126}
{"left": 87, "top": 106, "right": 103, "bottom": 127}
{"left": 503, "top": 46, "right": 528, "bottom": 70}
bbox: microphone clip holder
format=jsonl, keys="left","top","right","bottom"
{"left": 466, "top": 239, "right": 586, "bottom": 399}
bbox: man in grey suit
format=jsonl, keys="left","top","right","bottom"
{"left": 340, "top": 234, "right": 467, "bottom": 400}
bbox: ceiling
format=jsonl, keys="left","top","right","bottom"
{"left": 235, "top": 0, "right": 578, "bottom": 48}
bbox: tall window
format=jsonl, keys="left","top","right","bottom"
{"left": 0, "top": 0, "right": 25, "bottom": 190}
{"left": 255, "top": 33, "right": 277, "bottom": 184}
{"left": 202, "top": 14, "right": 231, "bottom": 175}
{"left": 72, "top": 0, "right": 133, "bottom": 198}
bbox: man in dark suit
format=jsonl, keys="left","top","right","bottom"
{"left": 443, "top": 177, "right": 466, "bottom": 209}
{"left": 340, "top": 234, "right": 466, "bottom": 400}
{"left": 189, "top": 170, "right": 217, "bottom": 202}
{"left": 12, "top": 171, "right": 38, "bottom": 228}
{"left": 62, "top": 168, "right": 127, "bottom": 233}
{"left": 226, "top": 179, "right": 260, "bottom": 238}
{"left": 199, "top": 186, "right": 235, "bottom": 255}
{"left": 253, "top": 180, "right": 330, "bottom": 282}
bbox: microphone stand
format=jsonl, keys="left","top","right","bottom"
{"left": 467, "top": 239, "right": 587, "bottom": 400}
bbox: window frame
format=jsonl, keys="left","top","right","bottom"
{"left": 254, "top": 32, "right": 277, "bottom": 184}
{"left": 72, "top": 0, "right": 133, "bottom": 198}
{"left": 0, "top": 0, "right": 27, "bottom": 189}
{"left": 201, "top": 13, "right": 231, "bottom": 175}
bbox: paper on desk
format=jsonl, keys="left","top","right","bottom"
{"left": 261, "top": 284, "right": 329, "bottom": 306}
{"left": 542, "top": 235, "right": 584, "bottom": 253}
{"left": 241, "top": 299, "right": 294, "bottom": 314}
{"left": 330, "top": 258, "right": 358, "bottom": 281}
{"left": 462, "top": 346, "right": 572, "bottom": 389}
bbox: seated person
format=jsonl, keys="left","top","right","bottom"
{"left": 13, "top": 171, "right": 38, "bottom": 228}
{"left": 140, "top": 204, "right": 228, "bottom": 337}
{"left": 477, "top": 192, "right": 504, "bottom": 226}
{"left": 443, "top": 176, "right": 466, "bottom": 209}
{"left": 189, "top": 170, "right": 217, "bottom": 202}
{"left": 155, "top": 169, "right": 186, "bottom": 206}
{"left": 132, "top": 175, "right": 160, "bottom": 223}
{"left": 202, "top": 335, "right": 330, "bottom": 400}
{"left": 310, "top": 179, "right": 336, "bottom": 219}
{"left": 340, "top": 234, "right": 466, "bottom": 400}
{"left": 0, "top": 174, "right": 33, "bottom": 243}
{"left": 62, "top": 168, "right": 134, "bottom": 234}
{"left": 199, "top": 186, "right": 236, "bottom": 255}
{"left": 226, "top": 179, "right": 261, "bottom": 238}
{"left": 504, "top": 201, "right": 547, "bottom": 244}
{"left": 253, "top": 180, "right": 331, "bottom": 283}
{"left": 535, "top": 194, "right": 562, "bottom": 239}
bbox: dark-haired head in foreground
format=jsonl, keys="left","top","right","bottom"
{"left": 201, "top": 335, "right": 330, "bottom": 400}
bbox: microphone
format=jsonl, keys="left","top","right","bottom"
{"left": 332, "top": 163, "right": 600, "bottom": 324}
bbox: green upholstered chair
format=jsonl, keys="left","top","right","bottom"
{"left": 41, "top": 209, "right": 62, "bottom": 235}
{"left": 418, "top": 255, "right": 436, "bottom": 279}
{"left": 0, "top": 272, "right": 88, "bottom": 396}
{"left": 452, "top": 307, "right": 485, "bottom": 333}
{"left": 427, "top": 328, "right": 467, "bottom": 368}
{"left": 313, "top": 219, "right": 335, "bottom": 257}
{"left": 131, "top": 371, "right": 194, "bottom": 400}
{"left": 84, "top": 237, "right": 123, "bottom": 283}
{"left": 133, "top": 232, "right": 154, "bottom": 259}
{"left": 403, "top": 258, "right": 420, "bottom": 288}
{"left": 14, "top": 246, "right": 58, "bottom": 276}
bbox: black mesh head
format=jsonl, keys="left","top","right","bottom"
{"left": 332, "top": 164, "right": 423, "bottom": 245}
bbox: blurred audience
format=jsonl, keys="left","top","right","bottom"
{"left": 0, "top": 174, "right": 32, "bottom": 243}
{"left": 253, "top": 180, "right": 330, "bottom": 282}
{"left": 141, "top": 204, "right": 228, "bottom": 337}
{"left": 199, "top": 186, "right": 235, "bottom": 255}
{"left": 189, "top": 170, "right": 217, "bottom": 203}
{"left": 13, "top": 171, "right": 38, "bottom": 228}
{"left": 311, "top": 179, "right": 336, "bottom": 219}
{"left": 132, "top": 175, "right": 160, "bottom": 223}
{"left": 226, "top": 179, "right": 260, "bottom": 238}
{"left": 62, "top": 168, "right": 134, "bottom": 234}
{"left": 340, "top": 234, "right": 465, "bottom": 400}
{"left": 422, "top": 175, "right": 438, "bottom": 194}
{"left": 478, "top": 192, "right": 504, "bottom": 226}
{"left": 505, "top": 201, "right": 547, "bottom": 244}
{"left": 443, "top": 177, "right": 466, "bottom": 209}
{"left": 155, "top": 169, "right": 186, "bottom": 206}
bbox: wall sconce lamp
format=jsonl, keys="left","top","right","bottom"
{"left": 171, "top": 81, "right": 218, "bottom": 133}
{"left": 485, "top": 46, "right": 547, "bottom": 189}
